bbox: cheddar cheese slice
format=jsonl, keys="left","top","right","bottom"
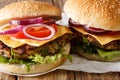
{"left": 73, "top": 27, "right": 120, "bottom": 45}
{"left": 0, "top": 26, "right": 72, "bottom": 48}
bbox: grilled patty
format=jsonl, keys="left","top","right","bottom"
{"left": 0, "top": 34, "right": 72, "bottom": 59}
{"left": 71, "top": 27, "right": 120, "bottom": 51}
{"left": 86, "top": 35, "right": 120, "bottom": 50}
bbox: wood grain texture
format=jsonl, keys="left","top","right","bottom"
{"left": 18, "top": 70, "right": 75, "bottom": 80}
{"left": 18, "top": 70, "right": 120, "bottom": 80}
{"left": 0, "top": 0, "right": 17, "bottom": 8}
{"left": 37, "top": 0, "right": 53, "bottom": 3}
{"left": 52, "top": 0, "right": 64, "bottom": 10}
{"left": 74, "top": 72, "right": 120, "bottom": 80}
{"left": 0, "top": 73, "right": 16, "bottom": 80}
{"left": 0, "top": 0, "right": 120, "bottom": 80}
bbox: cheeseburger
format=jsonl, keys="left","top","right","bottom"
{"left": 0, "top": 1, "right": 72, "bottom": 75}
{"left": 64, "top": 0, "right": 120, "bottom": 61}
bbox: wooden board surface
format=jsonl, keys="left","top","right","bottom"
{"left": 0, "top": 0, "right": 120, "bottom": 80}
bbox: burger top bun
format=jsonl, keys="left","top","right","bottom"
{"left": 64, "top": 0, "right": 120, "bottom": 31}
{"left": 0, "top": 1, "right": 61, "bottom": 25}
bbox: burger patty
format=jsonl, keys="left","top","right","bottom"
{"left": 71, "top": 27, "right": 120, "bottom": 51}
{"left": 86, "top": 35, "right": 120, "bottom": 50}
{"left": 0, "top": 34, "right": 72, "bottom": 59}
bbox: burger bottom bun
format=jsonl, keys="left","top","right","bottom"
{"left": 77, "top": 49, "right": 120, "bottom": 62}
{"left": 0, "top": 43, "right": 70, "bottom": 76}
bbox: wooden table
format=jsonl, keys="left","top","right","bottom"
{"left": 0, "top": 0, "right": 120, "bottom": 80}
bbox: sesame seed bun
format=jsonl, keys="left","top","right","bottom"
{"left": 0, "top": 1, "right": 61, "bottom": 25}
{"left": 64, "top": 0, "right": 120, "bottom": 31}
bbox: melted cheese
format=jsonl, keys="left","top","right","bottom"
{"left": 0, "top": 26, "right": 72, "bottom": 48}
{"left": 73, "top": 27, "right": 120, "bottom": 45}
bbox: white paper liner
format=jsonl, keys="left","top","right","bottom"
{"left": 60, "top": 54, "right": 120, "bottom": 73}
{"left": 0, "top": 13, "right": 120, "bottom": 76}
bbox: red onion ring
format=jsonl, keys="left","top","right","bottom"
{"left": 43, "top": 19, "right": 55, "bottom": 25}
{"left": 10, "top": 17, "right": 43, "bottom": 25}
{"left": 69, "top": 18, "right": 83, "bottom": 27}
{"left": 23, "top": 24, "right": 55, "bottom": 40}
{"left": 69, "top": 18, "right": 114, "bottom": 35}
{"left": 0, "top": 25, "right": 24, "bottom": 35}
{"left": 83, "top": 26, "right": 110, "bottom": 35}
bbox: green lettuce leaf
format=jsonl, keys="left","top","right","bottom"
{"left": 0, "top": 54, "right": 72, "bottom": 72}
{"left": 78, "top": 35, "right": 120, "bottom": 60}
{"left": 29, "top": 54, "right": 63, "bottom": 64}
{"left": 0, "top": 56, "right": 35, "bottom": 72}
{"left": 0, "top": 56, "right": 7, "bottom": 63}
{"left": 29, "top": 53, "right": 72, "bottom": 63}
{"left": 63, "top": 54, "right": 72, "bottom": 63}
{"left": 97, "top": 49, "right": 120, "bottom": 60}
{"left": 0, "top": 47, "right": 72, "bottom": 72}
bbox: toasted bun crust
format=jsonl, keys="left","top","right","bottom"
{"left": 77, "top": 49, "right": 120, "bottom": 62}
{"left": 0, "top": 1, "right": 61, "bottom": 25}
{"left": 64, "top": 0, "right": 120, "bottom": 31}
{"left": 0, "top": 43, "right": 70, "bottom": 76}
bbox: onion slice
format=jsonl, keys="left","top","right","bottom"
{"left": 0, "top": 25, "right": 24, "bottom": 35}
{"left": 10, "top": 17, "right": 43, "bottom": 25}
{"left": 43, "top": 19, "right": 55, "bottom": 25}
{"left": 83, "top": 26, "right": 110, "bottom": 34}
{"left": 23, "top": 24, "right": 55, "bottom": 40}
{"left": 69, "top": 18, "right": 83, "bottom": 27}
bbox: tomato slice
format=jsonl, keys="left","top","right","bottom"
{"left": 10, "top": 31, "right": 28, "bottom": 39}
{"left": 50, "top": 24, "right": 57, "bottom": 32}
{"left": 26, "top": 27, "right": 51, "bottom": 38}
{"left": 10, "top": 24, "right": 57, "bottom": 39}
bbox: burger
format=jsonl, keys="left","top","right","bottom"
{"left": 64, "top": 0, "right": 120, "bottom": 61}
{"left": 0, "top": 1, "right": 72, "bottom": 75}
